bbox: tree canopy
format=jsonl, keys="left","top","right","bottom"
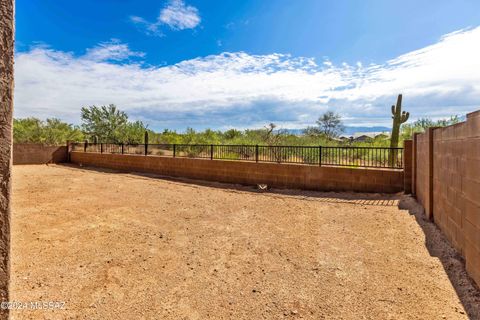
{"left": 14, "top": 118, "right": 83, "bottom": 145}
{"left": 81, "top": 104, "right": 147, "bottom": 143}
{"left": 400, "top": 116, "right": 460, "bottom": 140}
{"left": 13, "top": 104, "right": 463, "bottom": 147}
{"left": 304, "top": 111, "right": 345, "bottom": 139}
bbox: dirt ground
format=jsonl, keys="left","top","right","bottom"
{"left": 10, "top": 164, "right": 480, "bottom": 319}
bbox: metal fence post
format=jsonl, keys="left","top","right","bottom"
{"left": 173, "top": 144, "right": 176, "bottom": 158}
{"left": 66, "top": 140, "right": 71, "bottom": 162}
{"left": 100, "top": 143, "right": 103, "bottom": 154}
{"left": 210, "top": 144, "right": 214, "bottom": 160}
{"left": 319, "top": 146, "right": 322, "bottom": 166}
{"left": 84, "top": 140, "right": 87, "bottom": 152}
{"left": 255, "top": 145, "right": 259, "bottom": 163}
{"left": 121, "top": 143, "right": 124, "bottom": 154}
{"left": 144, "top": 131, "right": 149, "bottom": 156}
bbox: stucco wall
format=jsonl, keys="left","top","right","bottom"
{"left": 13, "top": 144, "right": 67, "bottom": 165}
{"left": 71, "top": 151, "right": 404, "bottom": 194}
{"left": 0, "top": 0, "right": 14, "bottom": 317}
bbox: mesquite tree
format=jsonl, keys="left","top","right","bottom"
{"left": 316, "top": 111, "right": 344, "bottom": 139}
{"left": 0, "top": 0, "right": 14, "bottom": 318}
{"left": 81, "top": 104, "right": 147, "bottom": 143}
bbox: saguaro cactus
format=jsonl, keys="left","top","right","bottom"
{"left": 389, "top": 94, "right": 409, "bottom": 166}
{"left": 390, "top": 94, "right": 409, "bottom": 148}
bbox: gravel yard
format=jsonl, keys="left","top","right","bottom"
{"left": 10, "top": 164, "right": 480, "bottom": 319}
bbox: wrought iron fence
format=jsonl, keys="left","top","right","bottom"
{"left": 70, "top": 142, "right": 403, "bottom": 169}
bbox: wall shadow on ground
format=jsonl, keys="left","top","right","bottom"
{"left": 56, "top": 163, "right": 480, "bottom": 316}
{"left": 60, "top": 163, "right": 401, "bottom": 207}
{"left": 399, "top": 197, "right": 480, "bottom": 319}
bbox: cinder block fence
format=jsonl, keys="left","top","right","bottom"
{"left": 411, "top": 110, "right": 480, "bottom": 287}
{"left": 70, "top": 152, "right": 405, "bottom": 194}
{"left": 13, "top": 144, "right": 67, "bottom": 164}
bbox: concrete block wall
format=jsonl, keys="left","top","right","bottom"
{"left": 403, "top": 140, "right": 413, "bottom": 194}
{"left": 414, "top": 128, "right": 434, "bottom": 219}
{"left": 13, "top": 144, "right": 67, "bottom": 165}
{"left": 71, "top": 152, "right": 404, "bottom": 194}
{"left": 411, "top": 133, "right": 419, "bottom": 195}
{"left": 433, "top": 122, "right": 467, "bottom": 254}
{"left": 413, "top": 110, "right": 480, "bottom": 287}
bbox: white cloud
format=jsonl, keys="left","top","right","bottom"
{"left": 159, "top": 0, "right": 200, "bottom": 30}
{"left": 83, "top": 39, "right": 145, "bottom": 62}
{"left": 14, "top": 27, "right": 480, "bottom": 129}
{"left": 129, "top": 16, "right": 164, "bottom": 37}
{"left": 130, "top": 0, "right": 200, "bottom": 36}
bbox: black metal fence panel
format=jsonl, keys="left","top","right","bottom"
{"left": 70, "top": 142, "right": 403, "bottom": 169}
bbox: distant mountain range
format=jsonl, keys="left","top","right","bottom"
{"left": 286, "top": 126, "right": 391, "bottom": 135}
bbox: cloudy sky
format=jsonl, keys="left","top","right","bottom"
{"left": 14, "top": 0, "right": 480, "bottom": 130}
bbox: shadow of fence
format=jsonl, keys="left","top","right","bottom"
{"left": 399, "top": 197, "right": 480, "bottom": 319}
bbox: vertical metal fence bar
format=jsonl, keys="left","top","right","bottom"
{"left": 255, "top": 145, "right": 259, "bottom": 163}
{"left": 173, "top": 144, "right": 176, "bottom": 158}
{"left": 210, "top": 144, "right": 214, "bottom": 160}
{"left": 383, "top": 149, "right": 385, "bottom": 167}
{"left": 319, "top": 146, "right": 322, "bottom": 166}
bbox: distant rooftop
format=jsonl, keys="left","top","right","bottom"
{"left": 340, "top": 131, "right": 391, "bottom": 139}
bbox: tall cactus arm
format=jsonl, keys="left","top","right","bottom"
{"left": 396, "top": 94, "right": 403, "bottom": 108}
{"left": 401, "top": 111, "right": 410, "bottom": 123}
{"left": 391, "top": 104, "right": 396, "bottom": 116}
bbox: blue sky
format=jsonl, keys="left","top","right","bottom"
{"left": 14, "top": 0, "right": 480, "bottom": 130}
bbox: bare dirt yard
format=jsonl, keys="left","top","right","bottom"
{"left": 11, "top": 165, "right": 480, "bottom": 319}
